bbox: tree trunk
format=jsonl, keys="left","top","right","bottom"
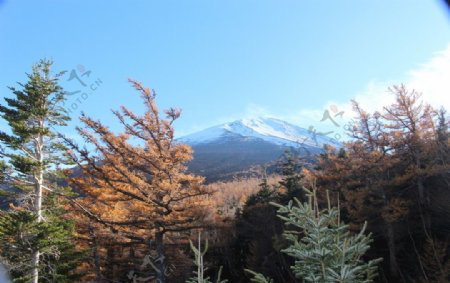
{"left": 89, "top": 225, "right": 102, "bottom": 282}
{"left": 380, "top": 186, "right": 400, "bottom": 279}
{"left": 155, "top": 232, "right": 166, "bottom": 283}
{"left": 417, "top": 176, "right": 425, "bottom": 204}
{"left": 386, "top": 222, "right": 399, "bottom": 278}
{"left": 31, "top": 250, "right": 40, "bottom": 283}
{"left": 32, "top": 133, "right": 44, "bottom": 283}
{"left": 106, "top": 244, "right": 115, "bottom": 280}
{"left": 417, "top": 175, "right": 432, "bottom": 233}
{"left": 31, "top": 172, "right": 43, "bottom": 283}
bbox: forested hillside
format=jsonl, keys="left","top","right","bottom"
{"left": 0, "top": 62, "right": 449, "bottom": 283}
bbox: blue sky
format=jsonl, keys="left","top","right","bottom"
{"left": 1, "top": 1, "right": 449, "bottom": 140}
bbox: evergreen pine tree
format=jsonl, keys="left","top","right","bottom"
{"left": 273, "top": 188, "right": 382, "bottom": 282}
{"left": 0, "top": 59, "right": 82, "bottom": 282}
{"left": 245, "top": 171, "right": 277, "bottom": 206}
{"left": 188, "top": 183, "right": 382, "bottom": 283}
{"left": 0, "top": 199, "right": 83, "bottom": 283}
{"left": 278, "top": 151, "right": 305, "bottom": 203}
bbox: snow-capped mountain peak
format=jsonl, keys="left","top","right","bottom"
{"left": 178, "top": 117, "right": 340, "bottom": 148}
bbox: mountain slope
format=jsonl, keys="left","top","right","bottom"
{"left": 178, "top": 117, "right": 341, "bottom": 182}
{"left": 179, "top": 117, "right": 340, "bottom": 148}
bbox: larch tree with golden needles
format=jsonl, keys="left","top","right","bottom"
{"left": 381, "top": 86, "right": 450, "bottom": 280}
{"left": 65, "top": 79, "right": 211, "bottom": 283}
{"left": 382, "top": 86, "right": 437, "bottom": 221}
{"left": 316, "top": 85, "right": 450, "bottom": 281}
{"left": 317, "top": 100, "right": 402, "bottom": 278}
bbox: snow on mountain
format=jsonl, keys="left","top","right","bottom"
{"left": 178, "top": 117, "right": 341, "bottom": 148}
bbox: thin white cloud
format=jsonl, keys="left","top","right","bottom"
{"left": 350, "top": 80, "right": 395, "bottom": 113}
{"left": 242, "top": 103, "right": 277, "bottom": 119}
{"left": 287, "top": 43, "right": 450, "bottom": 135}
{"left": 408, "top": 44, "right": 450, "bottom": 110}
{"left": 178, "top": 45, "right": 450, "bottom": 139}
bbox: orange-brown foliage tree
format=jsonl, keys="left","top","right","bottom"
{"left": 316, "top": 85, "right": 450, "bottom": 282}
{"left": 66, "top": 79, "right": 211, "bottom": 283}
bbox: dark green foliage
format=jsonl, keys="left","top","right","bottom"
{"left": 245, "top": 175, "right": 278, "bottom": 206}
{"left": 244, "top": 189, "right": 381, "bottom": 283}
{"left": 229, "top": 198, "right": 292, "bottom": 282}
{"left": 0, "top": 59, "right": 71, "bottom": 177}
{"left": 273, "top": 192, "right": 382, "bottom": 282}
{"left": 38, "top": 194, "right": 85, "bottom": 283}
{"left": 0, "top": 59, "right": 81, "bottom": 282}
{"left": 226, "top": 159, "right": 307, "bottom": 282}
{"left": 0, "top": 159, "right": 7, "bottom": 183}
{"left": 0, "top": 207, "right": 84, "bottom": 283}
{"left": 222, "top": 155, "right": 309, "bottom": 282}
{"left": 278, "top": 151, "right": 306, "bottom": 203}
{"left": 193, "top": 187, "right": 381, "bottom": 283}
{"left": 0, "top": 211, "right": 38, "bottom": 280}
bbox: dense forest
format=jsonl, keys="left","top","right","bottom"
{"left": 0, "top": 60, "right": 449, "bottom": 283}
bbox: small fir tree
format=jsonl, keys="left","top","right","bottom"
{"left": 273, "top": 188, "right": 382, "bottom": 282}
{"left": 187, "top": 233, "right": 227, "bottom": 283}
{"left": 278, "top": 151, "right": 305, "bottom": 203}
{"left": 245, "top": 173, "right": 277, "bottom": 206}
